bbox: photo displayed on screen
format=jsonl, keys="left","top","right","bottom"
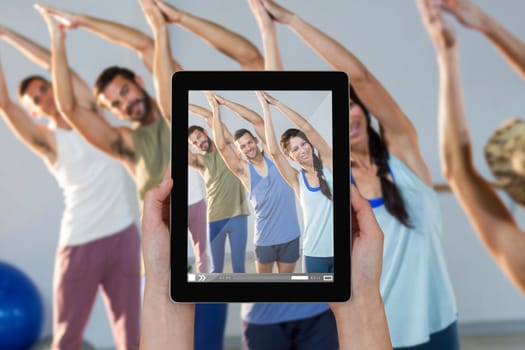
{"left": 187, "top": 90, "right": 334, "bottom": 283}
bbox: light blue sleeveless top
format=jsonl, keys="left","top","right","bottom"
{"left": 248, "top": 155, "right": 300, "bottom": 246}
{"left": 362, "top": 155, "right": 457, "bottom": 347}
{"left": 241, "top": 303, "right": 329, "bottom": 324}
{"left": 299, "top": 167, "right": 334, "bottom": 257}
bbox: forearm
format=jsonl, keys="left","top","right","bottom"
{"left": 263, "top": 107, "right": 280, "bottom": 158}
{"left": 287, "top": 15, "right": 367, "bottom": 81}
{"left": 51, "top": 32, "right": 76, "bottom": 116}
{"left": 76, "top": 14, "right": 155, "bottom": 71}
{"left": 437, "top": 48, "right": 473, "bottom": 179}
{"left": 332, "top": 292, "right": 392, "bottom": 350}
{"left": 177, "top": 11, "right": 263, "bottom": 69}
{"left": 212, "top": 107, "right": 226, "bottom": 150}
{"left": 261, "top": 25, "right": 283, "bottom": 70}
{"left": 2, "top": 30, "right": 51, "bottom": 70}
{"left": 224, "top": 100, "right": 265, "bottom": 135}
{"left": 140, "top": 283, "right": 194, "bottom": 350}
{"left": 275, "top": 101, "right": 310, "bottom": 132}
{"left": 153, "top": 24, "right": 174, "bottom": 125}
{"left": 477, "top": 13, "right": 525, "bottom": 79}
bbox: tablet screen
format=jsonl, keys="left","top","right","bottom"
{"left": 172, "top": 72, "right": 350, "bottom": 302}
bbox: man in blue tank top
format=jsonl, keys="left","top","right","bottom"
{"left": 207, "top": 93, "right": 301, "bottom": 273}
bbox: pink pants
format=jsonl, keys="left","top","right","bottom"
{"left": 52, "top": 224, "right": 141, "bottom": 350}
{"left": 188, "top": 199, "right": 209, "bottom": 273}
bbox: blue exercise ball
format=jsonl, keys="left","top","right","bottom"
{"left": 0, "top": 261, "right": 44, "bottom": 350}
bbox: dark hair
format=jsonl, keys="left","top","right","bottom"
{"left": 280, "top": 128, "right": 332, "bottom": 201}
{"left": 18, "top": 75, "right": 49, "bottom": 99}
{"left": 94, "top": 66, "right": 136, "bottom": 101}
{"left": 350, "top": 85, "right": 412, "bottom": 227}
{"left": 234, "top": 128, "right": 255, "bottom": 141}
{"left": 188, "top": 125, "right": 205, "bottom": 137}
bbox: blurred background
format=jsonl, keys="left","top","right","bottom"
{"left": 1, "top": 0, "right": 524, "bottom": 348}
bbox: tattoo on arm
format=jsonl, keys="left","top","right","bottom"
{"left": 110, "top": 136, "right": 135, "bottom": 162}
{"left": 89, "top": 102, "right": 99, "bottom": 114}
{"left": 192, "top": 156, "right": 204, "bottom": 171}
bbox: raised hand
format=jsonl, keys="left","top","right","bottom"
{"left": 34, "top": 3, "right": 79, "bottom": 29}
{"left": 439, "top": 0, "right": 487, "bottom": 31}
{"left": 154, "top": 0, "right": 183, "bottom": 23}
{"left": 261, "top": 91, "right": 278, "bottom": 105}
{"left": 255, "top": 90, "right": 270, "bottom": 107}
{"left": 34, "top": 3, "right": 65, "bottom": 40}
{"left": 248, "top": 0, "right": 274, "bottom": 32}
{"left": 260, "top": 0, "right": 294, "bottom": 25}
{"left": 418, "top": 0, "right": 457, "bottom": 52}
{"left": 204, "top": 91, "right": 219, "bottom": 109}
{"left": 139, "top": 0, "right": 167, "bottom": 31}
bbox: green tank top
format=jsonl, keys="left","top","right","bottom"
{"left": 132, "top": 116, "right": 170, "bottom": 203}
{"left": 203, "top": 149, "right": 250, "bottom": 222}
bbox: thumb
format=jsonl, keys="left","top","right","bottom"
{"left": 142, "top": 178, "right": 173, "bottom": 232}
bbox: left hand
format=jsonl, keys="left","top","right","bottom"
{"left": 142, "top": 164, "right": 172, "bottom": 292}
{"left": 35, "top": 4, "right": 66, "bottom": 40}
{"left": 418, "top": 0, "right": 457, "bottom": 52}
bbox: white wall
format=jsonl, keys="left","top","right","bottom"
{"left": 1, "top": 0, "right": 525, "bottom": 348}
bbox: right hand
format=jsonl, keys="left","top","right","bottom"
{"left": 34, "top": 3, "right": 79, "bottom": 29}
{"left": 214, "top": 95, "right": 228, "bottom": 106}
{"left": 204, "top": 91, "right": 219, "bottom": 109}
{"left": 139, "top": 0, "right": 167, "bottom": 30}
{"left": 255, "top": 90, "right": 270, "bottom": 109}
{"left": 154, "top": 0, "right": 183, "bottom": 23}
{"left": 260, "top": 0, "right": 294, "bottom": 25}
{"left": 329, "top": 186, "right": 384, "bottom": 312}
{"left": 248, "top": 0, "right": 274, "bottom": 31}
{"left": 439, "top": 0, "right": 487, "bottom": 32}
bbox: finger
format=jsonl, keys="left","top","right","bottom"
{"left": 162, "top": 160, "right": 171, "bottom": 181}
{"left": 350, "top": 185, "right": 380, "bottom": 237}
{"left": 143, "top": 178, "right": 173, "bottom": 232}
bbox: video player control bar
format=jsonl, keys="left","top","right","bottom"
{"left": 188, "top": 273, "right": 334, "bottom": 283}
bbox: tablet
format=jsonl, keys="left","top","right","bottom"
{"left": 171, "top": 71, "right": 350, "bottom": 302}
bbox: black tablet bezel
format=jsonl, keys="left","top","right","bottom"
{"left": 171, "top": 71, "right": 350, "bottom": 302}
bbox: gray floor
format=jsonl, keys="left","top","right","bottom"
{"left": 93, "top": 333, "right": 525, "bottom": 350}
{"left": 222, "top": 333, "right": 525, "bottom": 349}
{"left": 460, "top": 333, "right": 525, "bottom": 350}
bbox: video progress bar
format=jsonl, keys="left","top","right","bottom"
{"left": 188, "top": 273, "right": 334, "bottom": 283}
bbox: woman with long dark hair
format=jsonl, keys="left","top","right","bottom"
{"left": 256, "top": 91, "right": 334, "bottom": 273}
{"left": 256, "top": 1, "right": 459, "bottom": 349}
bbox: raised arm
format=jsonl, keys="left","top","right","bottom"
{"left": 206, "top": 92, "right": 248, "bottom": 188}
{"left": 441, "top": 0, "right": 525, "bottom": 80}
{"left": 419, "top": 0, "right": 525, "bottom": 293}
{"left": 263, "top": 92, "right": 332, "bottom": 172}
{"left": 34, "top": 3, "right": 166, "bottom": 73}
{"left": 154, "top": 0, "right": 264, "bottom": 70}
{"left": 38, "top": 6, "right": 136, "bottom": 171}
{"left": 248, "top": 0, "right": 283, "bottom": 70}
{"left": 0, "top": 57, "right": 55, "bottom": 162}
{"left": 140, "top": 0, "right": 180, "bottom": 125}
{"left": 189, "top": 103, "right": 234, "bottom": 145}
{"left": 214, "top": 94, "right": 267, "bottom": 149}
{"left": 261, "top": 0, "right": 430, "bottom": 183}
{"left": 0, "top": 24, "right": 90, "bottom": 100}
{"left": 256, "top": 91, "right": 299, "bottom": 195}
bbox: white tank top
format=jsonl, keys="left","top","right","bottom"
{"left": 49, "top": 128, "right": 135, "bottom": 247}
{"left": 188, "top": 167, "right": 205, "bottom": 205}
